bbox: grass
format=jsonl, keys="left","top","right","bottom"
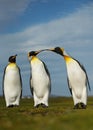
{"left": 0, "top": 96, "right": 93, "bottom": 130}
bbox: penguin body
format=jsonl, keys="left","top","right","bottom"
{"left": 28, "top": 51, "right": 51, "bottom": 108}
{"left": 3, "top": 55, "right": 22, "bottom": 107}
{"left": 45, "top": 47, "right": 90, "bottom": 109}
{"left": 64, "top": 55, "right": 88, "bottom": 108}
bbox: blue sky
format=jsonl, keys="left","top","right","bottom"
{"left": 0, "top": 0, "right": 93, "bottom": 96}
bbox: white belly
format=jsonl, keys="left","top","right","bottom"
{"left": 31, "top": 62, "right": 50, "bottom": 98}
{"left": 66, "top": 61, "right": 86, "bottom": 98}
{"left": 4, "top": 68, "right": 21, "bottom": 98}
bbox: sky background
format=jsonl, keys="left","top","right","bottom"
{"left": 0, "top": 0, "right": 93, "bottom": 97}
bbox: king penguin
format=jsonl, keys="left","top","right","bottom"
{"left": 28, "top": 50, "right": 51, "bottom": 108}
{"left": 3, "top": 55, "right": 22, "bottom": 107}
{"left": 44, "top": 47, "right": 90, "bottom": 109}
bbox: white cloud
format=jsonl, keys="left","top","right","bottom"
{"left": 0, "top": 0, "right": 49, "bottom": 24}
{"left": 0, "top": 2, "right": 93, "bottom": 60}
{"left": 0, "top": 0, "right": 31, "bottom": 22}
{"left": 18, "top": 2, "right": 93, "bottom": 51}
{"left": 0, "top": 2, "right": 93, "bottom": 59}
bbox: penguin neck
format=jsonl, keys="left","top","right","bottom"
{"left": 8, "top": 62, "right": 16, "bottom": 67}
{"left": 31, "top": 56, "right": 38, "bottom": 61}
{"left": 31, "top": 56, "right": 41, "bottom": 64}
{"left": 7, "top": 63, "right": 17, "bottom": 70}
{"left": 64, "top": 55, "right": 73, "bottom": 63}
{"left": 31, "top": 56, "right": 43, "bottom": 73}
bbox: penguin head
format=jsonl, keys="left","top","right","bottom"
{"left": 44, "top": 47, "right": 66, "bottom": 56}
{"left": 28, "top": 51, "right": 39, "bottom": 57}
{"left": 28, "top": 50, "right": 42, "bottom": 61}
{"left": 8, "top": 54, "right": 17, "bottom": 63}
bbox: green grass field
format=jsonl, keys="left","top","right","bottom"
{"left": 0, "top": 96, "right": 93, "bottom": 130}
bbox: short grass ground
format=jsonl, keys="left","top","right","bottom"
{"left": 0, "top": 96, "right": 93, "bottom": 130}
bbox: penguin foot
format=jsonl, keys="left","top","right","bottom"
{"left": 74, "top": 103, "right": 87, "bottom": 109}
{"left": 7, "top": 104, "right": 19, "bottom": 108}
{"left": 34, "top": 104, "right": 40, "bottom": 108}
{"left": 80, "top": 103, "right": 86, "bottom": 109}
{"left": 34, "top": 103, "right": 48, "bottom": 108}
{"left": 7, "top": 105, "right": 14, "bottom": 108}
{"left": 41, "top": 103, "right": 48, "bottom": 108}
{"left": 73, "top": 103, "right": 79, "bottom": 109}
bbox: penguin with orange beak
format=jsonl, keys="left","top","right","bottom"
{"left": 44, "top": 47, "right": 90, "bottom": 109}
{"left": 28, "top": 50, "right": 51, "bottom": 108}
{"left": 3, "top": 55, "right": 22, "bottom": 107}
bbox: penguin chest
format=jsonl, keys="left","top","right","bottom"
{"left": 31, "top": 62, "right": 49, "bottom": 97}
{"left": 4, "top": 67, "right": 21, "bottom": 96}
{"left": 66, "top": 60, "right": 86, "bottom": 93}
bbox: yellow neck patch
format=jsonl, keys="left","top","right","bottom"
{"left": 31, "top": 56, "right": 39, "bottom": 63}
{"left": 8, "top": 63, "right": 16, "bottom": 67}
{"left": 7, "top": 63, "right": 17, "bottom": 70}
{"left": 64, "top": 56, "right": 73, "bottom": 63}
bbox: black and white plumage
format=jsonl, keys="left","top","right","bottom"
{"left": 3, "top": 55, "right": 22, "bottom": 107}
{"left": 45, "top": 47, "right": 90, "bottom": 109}
{"left": 28, "top": 51, "right": 51, "bottom": 108}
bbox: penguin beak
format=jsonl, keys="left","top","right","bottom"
{"left": 12, "top": 54, "right": 17, "bottom": 60}
{"left": 42, "top": 47, "right": 64, "bottom": 56}
{"left": 45, "top": 47, "right": 64, "bottom": 52}
{"left": 14, "top": 54, "right": 17, "bottom": 58}
{"left": 42, "top": 48, "right": 55, "bottom": 52}
{"left": 28, "top": 49, "right": 46, "bottom": 57}
{"left": 47, "top": 48, "right": 55, "bottom": 51}
{"left": 39, "top": 48, "right": 55, "bottom": 52}
{"left": 35, "top": 50, "right": 43, "bottom": 55}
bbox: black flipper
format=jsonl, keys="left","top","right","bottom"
{"left": 2, "top": 66, "right": 7, "bottom": 97}
{"left": 42, "top": 60, "right": 51, "bottom": 93}
{"left": 30, "top": 75, "right": 33, "bottom": 96}
{"left": 18, "top": 66, "right": 22, "bottom": 98}
{"left": 67, "top": 76, "right": 72, "bottom": 95}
